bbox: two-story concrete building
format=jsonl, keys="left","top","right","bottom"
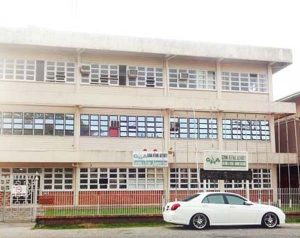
{"left": 0, "top": 27, "right": 297, "bottom": 207}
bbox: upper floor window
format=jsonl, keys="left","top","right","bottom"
{"left": 222, "top": 72, "right": 267, "bottom": 93}
{"left": 170, "top": 117, "right": 217, "bottom": 139}
{"left": 80, "top": 64, "right": 163, "bottom": 88}
{"left": 169, "top": 69, "right": 216, "bottom": 90}
{"left": 81, "top": 64, "right": 119, "bottom": 85}
{"left": 0, "top": 59, "right": 75, "bottom": 83}
{"left": 222, "top": 119, "right": 270, "bottom": 141}
{"left": 0, "top": 112, "right": 74, "bottom": 136}
{"left": 0, "top": 59, "right": 35, "bottom": 81}
{"left": 45, "top": 61, "right": 75, "bottom": 83}
{"left": 80, "top": 114, "right": 164, "bottom": 138}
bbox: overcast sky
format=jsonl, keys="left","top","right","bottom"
{"left": 0, "top": 0, "right": 299, "bottom": 100}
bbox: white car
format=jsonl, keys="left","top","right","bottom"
{"left": 163, "top": 192, "right": 285, "bottom": 229}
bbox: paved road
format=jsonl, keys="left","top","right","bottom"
{"left": 0, "top": 223, "right": 300, "bottom": 238}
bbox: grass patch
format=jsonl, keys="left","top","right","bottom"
{"left": 44, "top": 207, "right": 161, "bottom": 217}
{"left": 286, "top": 217, "right": 300, "bottom": 223}
{"left": 282, "top": 206, "right": 300, "bottom": 213}
{"left": 34, "top": 220, "right": 168, "bottom": 229}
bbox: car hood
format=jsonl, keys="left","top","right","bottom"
{"left": 251, "top": 203, "right": 284, "bottom": 213}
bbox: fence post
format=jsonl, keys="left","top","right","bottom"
{"left": 97, "top": 195, "right": 100, "bottom": 215}
{"left": 2, "top": 181, "right": 6, "bottom": 222}
{"left": 32, "top": 176, "right": 39, "bottom": 222}
{"left": 161, "top": 194, "right": 166, "bottom": 213}
{"left": 246, "top": 180, "right": 250, "bottom": 200}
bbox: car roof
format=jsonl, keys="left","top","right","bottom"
{"left": 197, "top": 192, "right": 245, "bottom": 197}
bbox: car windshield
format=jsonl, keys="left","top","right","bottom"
{"left": 181, "top": 193, "right": 200, "bottom": 202}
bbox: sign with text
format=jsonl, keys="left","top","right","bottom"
{"left": 203, "top": 151, "right": 248, "bottom": 171}
{"left": 12, "top": 185, "right": 27, "bottom": 196}
{"left": 132, "top": 151, "right": 168, "bottom": 167}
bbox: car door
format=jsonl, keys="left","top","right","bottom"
{"left": 224, "top": 194, "right": 259, "bottom": 225}
{"left": 201, "top": 194, "right": 231, "bottom": 225}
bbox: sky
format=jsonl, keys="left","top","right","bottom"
{"left": 0, "top": 0, "right": 299, "bottom": 100}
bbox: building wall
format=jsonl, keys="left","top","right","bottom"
{"left": 0, "top": 44, "right": 297, "bottom": 200}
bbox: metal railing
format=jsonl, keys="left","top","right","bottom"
{"left": 1, "top": 188, "right": 300, "bottom": 219}
{"left": 37, "top": 190, "right": 164, "bottom": 217}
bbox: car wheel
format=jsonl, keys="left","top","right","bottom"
{"left": 190, "top": 213, "right": 209, "bottom": 230}
{"left": 262, "top": 212, "right": 278, "bottom": 228}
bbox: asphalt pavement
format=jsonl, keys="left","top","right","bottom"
{"left": 0, "top": 223, "right": 300, "bottom": 238}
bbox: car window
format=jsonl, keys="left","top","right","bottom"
{"left": 202, "top": 195, "right": 225, "bottom": 204}
{"left": 226, "top": 195, "right": 245, "bottom": 205}
{"left": 181, "top": 194, "right": 200, "bottom": 202}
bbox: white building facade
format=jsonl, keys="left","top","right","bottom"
{"left": 0, "top": 28, "right": 297, "bottom": 205}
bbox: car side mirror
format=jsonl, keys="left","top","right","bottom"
{"left": 244, "top": 201, "right": 253, "bottom": 206}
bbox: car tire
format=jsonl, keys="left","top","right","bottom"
{"left": 190, "top": 213, "right": 209, "bottom": 230}
{"left": 262, "top": 212, "right": 279, "bottom": 228}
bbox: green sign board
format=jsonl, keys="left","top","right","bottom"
{"left": 132, "top": 151, "right": 168, "bottom": 167}
{"left": 203, "top": 151, "right": 248, "bottom": 171}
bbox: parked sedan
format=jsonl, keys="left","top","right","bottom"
{"left": 163, "top": 192, "right": 285, "bottom": 229}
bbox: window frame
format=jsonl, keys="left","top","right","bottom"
{"left": 169, "top": 68, "right": 217, "bottom": 90}
{"left": 222, "top": 71, "right": 268, "bottom": 94}
{"left": 0, "top": 59, "right": 75, "bottom": 83}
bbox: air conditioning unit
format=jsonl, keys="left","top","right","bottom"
{"left": 80, "top": 65, "right": 91, "bottom": 75}
{"left": 127, "top": 69, "right": 138, "bottom": 78}
{"left": 179, "top": 72, "right": 189, "bottom": 80}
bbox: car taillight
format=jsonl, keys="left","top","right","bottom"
{"left": 171, "top": 203, "right": 181, "bottom": 211}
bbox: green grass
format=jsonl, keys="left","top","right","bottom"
{"left": 282, "top": 205, "right": 300, "bottom": 213}
{"left": 286, "top": 217, "right": 300, "bottom": 223}
{"left": 34, "top": 220, "right": 168, "bottom": 229}
{"left": 43, "top": 206, "right": 162, "bottom": 217}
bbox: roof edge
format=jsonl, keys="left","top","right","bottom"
{"left": 277, "top": 91, "right": 300, "bottom": 102}
{"left": 0, "top": 27, "right": 293, "bottom": 67}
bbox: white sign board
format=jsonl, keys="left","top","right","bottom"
{"left": 203, "top": 151, "right": 248, "bottom": 171}
{"left": 133, "top": 151, "right": 168, "bottom": 167}
{"left": 12, "top": 185, "right": 27, "bottom": 196}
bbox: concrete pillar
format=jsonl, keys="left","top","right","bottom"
{"left": 216, "top": 59, "right": 222, "bottom": 100}
{"left": 73, "top": 107, "right": 81, "bottom": 206}
{"left": 267, "top": 64, "right": 273, "bottom": 102}
{"left": 217, "top": 112, "right": 225, "bottom": 191}
{"left": 74, "top": 106, "right": 81, "bottom": 151}
{"left": 76, "top": 50, "right": 82, "bottom": 93}
{"left": 163, "top": 109, "right": 171, "bottom": 202}
{"left": 163, "top": 58, "right": 169, "bottom": 97}
{"left": 245, "top": 180, "right": 250, "bottom": 200}
{"left": 271, "top": 164, "right": 278, "bottom": 203}
{"left": 217, "top": 112, "right": 223, "bottom": 151}
{"left": 219, "top": 180, "right": 225, "bottom": 192}
{"left": 269, "top": 115, "right": 276, "bottom": 153}
{"left": 73, "top": 165, "right": 80, "bottom": 206}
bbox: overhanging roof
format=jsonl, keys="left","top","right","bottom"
{"left": 277, "top": 91, "right": 300, "bottom": 102}
{"left": 0, "top": 27, "right": 293, "bottom": 73}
